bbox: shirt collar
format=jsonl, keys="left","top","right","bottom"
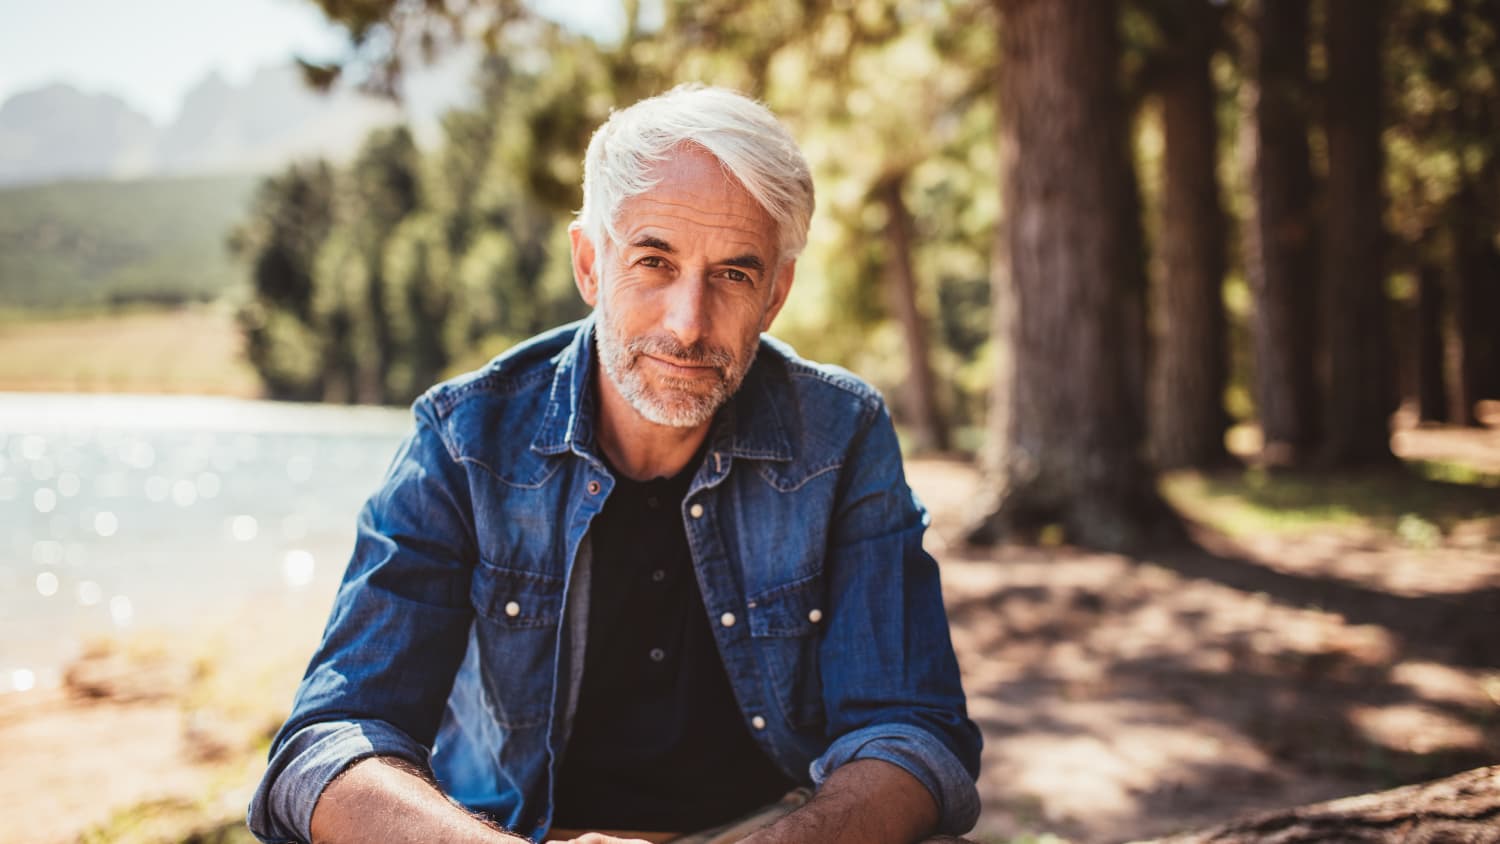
{"left": 529, "top": 316, "right": 794, "bottom": 464}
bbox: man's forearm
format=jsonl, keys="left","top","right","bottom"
{"left": 740, "top": 758, "right": 940, "bottom": 844}
{"left": 309, "top": 756, "right": 528, "bottom": 844}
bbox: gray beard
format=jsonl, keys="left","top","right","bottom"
{"left": 594, "top": 311, "right": 753, "bottom": 429}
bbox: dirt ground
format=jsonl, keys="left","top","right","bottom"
{"left": 3, "top": 418, "right": 1498, "bottom": 844}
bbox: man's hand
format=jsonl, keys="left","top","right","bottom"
{"left": 310, "top": 756, "right": 528, "bottom": 844}
{"left": 738, "top": 759, "right": 940, "bottom": 844}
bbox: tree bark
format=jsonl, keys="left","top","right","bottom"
{"left": 1417, "top": 262, "right": 1450, "bottom": 424}
{"left": 1243, "top": 0, "right": 1321, "bottom": 465}
{"left": 1142, "top": 764, "right": 1500, "bottom": 843}
{"left": 1452, "top": 181, "right": 1500, "bottom": 425}
{"left": 970, "top": 0, "right": 1179, "bottom": 552}
{"left": 1149, "top": 0, "right": 1232, "bottom": 470}
{"left": 877, "top": 172, "right": 950, "bottom": 454}
{"left": 1320, "top": 0, "right": 1396, "bottom": 464}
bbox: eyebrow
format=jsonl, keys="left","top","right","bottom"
{"left": 629, "top": 236, "right": 766, "bottom": 274}
{"left": 631, "top": 236, "right": 674, "bottom": 252}
{"left": 723, "top": 254, "right": 766, "bottom": 273}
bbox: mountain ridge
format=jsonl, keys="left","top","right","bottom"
{"left": 0, "top": 64, "right": 409, "bottom": 186}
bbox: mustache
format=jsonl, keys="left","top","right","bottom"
{"left": 626, "top": 334, "right": 734, "bottom": 373}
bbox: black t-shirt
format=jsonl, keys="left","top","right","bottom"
{"left": 551, "top": 455, "right": 796, "bottom": 831}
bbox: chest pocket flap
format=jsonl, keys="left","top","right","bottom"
{"left": 470, "top": 561, "right": 564, "bottom": 629}
{"left": 748, "top": 573, "right": 825, "bottom": 638}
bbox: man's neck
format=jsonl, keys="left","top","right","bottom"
{"left": 594, "top": 370, "right": 712, "bottom": 481}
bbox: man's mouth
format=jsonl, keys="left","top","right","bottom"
{"left": 642, "top": 354, "right": 720, "bottom": 378}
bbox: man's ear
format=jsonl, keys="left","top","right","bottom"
{"left": 570, "top": 225, "right": 600, "bottom": 307}
{"left": 761, "top": 259, "right": 797, "bottom": 331}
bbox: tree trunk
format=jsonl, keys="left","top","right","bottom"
{"left": 1149, "top": 0, "right": 1232, "bottom": 470}
{"left": 1417, "top": 262, "right": 1450, "bottom": 424}
{"left": 969, "top": 0, "right": 1179, "bottom": 552}
{"left": 877, "top": 172, "right": 950, "bottom": 454}
{"left": 1143, "top": 765, "right": 1500, "bottom": 843}
{"left": 1244, "top": 0, "right": 1321, "bottom": 465}
{"left": 1320, "top": 0, "right": 1396, "bottom": 464}
{"left": 1452, "top": 181, "right": 1500, "bottom": 426}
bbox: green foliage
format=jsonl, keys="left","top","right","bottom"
{"left": 234, "top": 57, "right": 588, "bottom": 404}
{"left": 0, "top": 173, "right": 259, "bottom": 309}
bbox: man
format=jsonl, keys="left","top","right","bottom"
{"left": 248, "top": 84, "right": 981, "bottom": 844}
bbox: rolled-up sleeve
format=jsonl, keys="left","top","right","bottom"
{"left": 812, "top": 396, "right": 983, "bottom": 835}
{"left": 248, "top": 719, "right": 432, "bottom": 843}
{"left": 810, "top": 722, "right": 980, "bottom": 835}
{"left": 246, "top": 397, "right": 479, "bottom": 843}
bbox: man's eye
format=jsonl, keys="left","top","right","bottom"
{"left": 722, "top": 268, "right": 752, "bottom": 284}
{"left": 639, "top": 255, "right": 667, "bottom": 269}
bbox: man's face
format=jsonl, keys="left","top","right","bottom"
{"left": 572, "top": 145, "right": 795, "bottom": 428}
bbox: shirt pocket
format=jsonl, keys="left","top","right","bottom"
{"left": 748, "top": 574, "right": 826, "bottom": 730}
{"left": 469, "top": 560, "right": 565, "bottom": 728}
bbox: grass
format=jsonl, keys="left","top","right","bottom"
{"left": 60, "top": 599, "right": 325, "bottom": 844}
{"left": 1162, "top": 462, "right": 1500, "bottom": 543}
{"left": 0, "top": 303, "right": 261, "bottom": 396}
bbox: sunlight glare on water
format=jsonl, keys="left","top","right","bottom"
{"left": 77, "top": 581, "right": 102, "bottom": 606}
{"left": 109, "top": 595, "right": 134, "bottom": 626}
{"left": 2, "top": 393, "right": 410, "bottom": 688}
{"left": 283, "top": 549, "right": 316, "bottom": 590}
{"left": 230, "top": 514, "right": 259, "bottom": 541}
{"left": 172, "top": 479, "right": 198, "bottom": 507}
{"left": 93, "top": 511, "right": 119, "bottom": 538}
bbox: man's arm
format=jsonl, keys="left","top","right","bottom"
{"left": 739, "top": 759, "right": 939, "bottom": 844}
{"left": 805, "top": 395, "right": 983, "bottom": 838}
{"left": 249, "top": 402, "right": 484, "bottom": 842}
{"left": 310, "top": 757, "right": 528, "bottom": 844}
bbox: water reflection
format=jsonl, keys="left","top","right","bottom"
{"left": 0, "top": 392, "right": 409, "bottom": 694}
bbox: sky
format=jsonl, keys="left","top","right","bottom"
{"left": 0, "top": 0, "right": 626, "bottom": 126}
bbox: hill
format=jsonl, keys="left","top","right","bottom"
{"left": 0, "top": 172, "right": 260, "bottom": 309}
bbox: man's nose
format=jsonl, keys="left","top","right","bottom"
{"left": 661, "top": 272, "right": 710, "bottom": 347}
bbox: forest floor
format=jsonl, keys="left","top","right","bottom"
{"left": 2, "top": 408, "right": 1497, "bottom": 844}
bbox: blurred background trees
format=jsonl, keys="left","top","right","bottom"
{"left": 224, "top": 0, "right": 1500, "bottom": 549}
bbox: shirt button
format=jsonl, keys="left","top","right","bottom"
{"left": 651, "top": 569, "right": 666, "bottom": 583}
{"left": 504, "top": 601, "right": 520, "bottom": 618}
{"left": 808, "top": 608, "right": 823, "bottom": 623}
{"left": 647, "top": 496, "right": 660, "bottom": 509}
{"left": 751, "top": 715, "right": 767, "bottom": 730}
{"left": 649, "top": 647, "right": 666, "bottom": 662}
{"left": 689, "top": 503, "right": 705, "bottom": 519}
{"left": 586, "top": 480, "right": 601, "bottom": 495}
{"left": 720, "top": 612, "right": 736, "bottom": 628}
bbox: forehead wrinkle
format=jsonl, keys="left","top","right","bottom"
{"left": 619, "top": 211, "right": 774, "bottom": 257}
{"left": 627, "top": 194, "right": 769, "bottom": 226}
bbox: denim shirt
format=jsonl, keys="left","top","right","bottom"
{"left": 247, "top": 318, "right": 982, "bottom": 843}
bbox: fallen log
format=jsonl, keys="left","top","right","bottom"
{"left": 1139, "top": 765, "right": 1500, "bottom": 843}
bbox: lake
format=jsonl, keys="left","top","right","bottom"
{"left": 0, "top": 392, "right": 412, "bottom": 694}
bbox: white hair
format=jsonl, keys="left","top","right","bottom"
{"left": 575, "top": 84, "right": 815, "bottom": 261}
